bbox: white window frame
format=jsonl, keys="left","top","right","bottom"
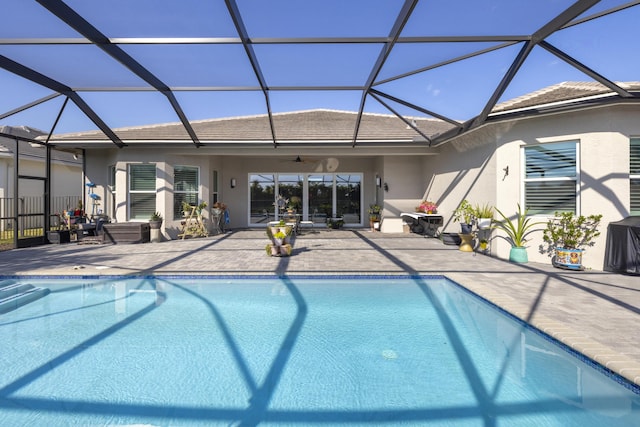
{"left": 128, "top": 163, "right": 157, "bottom": 221}
{"left": 522, "top": 140, "right": 580, "bottom": 215}
{"left": 173, "top": 165, "right": 200, "bottom": 219}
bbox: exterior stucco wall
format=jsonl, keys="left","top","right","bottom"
{"left": 380, "top": 156, "right": 426, "bottom": 217}
{"left": 85, "top": 149, "right": 212, "bottom": 240}
{"left": 220, "top": 155, "right": 381, "bottom": 228}
{"left": 84, "top": 150, "right": 388, "bottom": 238}
{"left": 421, "top": 126, "right": 499, "bottom": 233}
{"left": 422, "top": 104, "right": 638, "bottom": 270}
{"left": 81, "top": 103, "right": 639, "bottom": 270}
{"left": 492, "top": 105, "right": 638, "bottom": 269}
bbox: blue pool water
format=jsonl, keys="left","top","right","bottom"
{"left": 0, "top": 275, "right": 638, "bottom": 426}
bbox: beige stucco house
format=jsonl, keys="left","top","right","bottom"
{"left": 44, "top": 82, "right": 640, "bottom": 271}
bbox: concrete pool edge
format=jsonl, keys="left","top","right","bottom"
{"left": 448, "top": 275, "right": 640, "bottom": 389}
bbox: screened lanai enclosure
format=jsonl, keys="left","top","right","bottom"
{"left": 0, "top": 0, "right": 639, "bottom": 247}
{"left": 2, "top": 1, "right": 639, "bottom": 146}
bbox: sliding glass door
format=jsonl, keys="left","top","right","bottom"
{"left": 249, "top": 173, "right": 362, "bottom": 226}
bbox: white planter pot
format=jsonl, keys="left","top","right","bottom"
{"left": 477, "top": 218, "right": 492, "bottom": 230}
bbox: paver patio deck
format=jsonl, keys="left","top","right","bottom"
{"left": 1, "top": 229, "right": 638, "bottom": 386}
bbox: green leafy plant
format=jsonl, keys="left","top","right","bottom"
{"left": 327, "top": 218, "right": 344, "bottom": 229}
{"left": 288, "top": 196, "right": 302, "bottom": 210}
{"left": 196, "top": 201, "right": 208, "bottom": 215}
{"left": 541, "top": 212, "right": 602, "bottom": 253}
{"left": 493, "top": 204, "right": 544, "bottom": 247}
{"left": 452, "top": 199, "right": 475, "bottom": 224}
{"left": 181, "top": 201, "right": 193, "bottom": 214}
{"left": 150, "top": 211, "right": 163, "bottom": 221}
{"left": 474, "top": 203, "right": 494, "bottom": 219}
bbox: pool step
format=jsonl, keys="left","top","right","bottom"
{"left": 0, "top": 282, "right": 51, "bottom": 314}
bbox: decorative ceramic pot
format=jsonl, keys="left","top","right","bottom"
{"left": 509, "top": 246, "right": 528, "bottom": 263}
{"left": 554, "top": 247, "right": 583, "bottom": 270}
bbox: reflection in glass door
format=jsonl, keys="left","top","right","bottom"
{"left": 249, "top": 174, "right": 275, "bottom": 224}
{"left": 308, "top": 174, "right": 333, "bottom": 225}
{"left": 277, "top": 174, "right": 303, "bottom": 217}
{"left": 336, "top": 174, "right": 361, "bottom": 225}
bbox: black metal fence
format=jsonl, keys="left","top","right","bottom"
{"left": 0, "top": 195, "right": 81, "bottom": 242}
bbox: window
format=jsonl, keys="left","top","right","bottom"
{"left": 128, "top": 164, "right": 156, "bottom": 220}
{"left": 631, "top": 138, "right": 640, "bottom": 215}
{"left": 174, "top": 166, "right": 199, "bottom": 219}
{"left": 212, "top": 170, "right": 219, "bottom": 205}
{"left": 524, "top": 141, "right": 577, "bottom": 215}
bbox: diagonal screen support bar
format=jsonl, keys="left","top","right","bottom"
{"left": 35, "top": 0, "right": 202, "bottom": 147}
{"left": 0, "top": 93, "right": 62, "bottom": 120}
{"left": 225, "top": 0, "right": 277, "bottom": 147}
{"left": 0, "top": 54, "right": 125, "bottom": 147}
{"left": 352, "top": 0, "right": 419, "bottom": 147}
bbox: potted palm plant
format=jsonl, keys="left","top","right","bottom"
{"left": 493, "top": 204, "right": 544, "bottom": 263}
{"left": 149, "top": 211, "right": 163, "bottom": 230}
{"left": 541, "top": 212, "right": 602, "bottom": 270}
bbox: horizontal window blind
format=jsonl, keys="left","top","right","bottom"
{"left": 631, "top": 138, "right": 640, "bottom": 215}
{"left": 524, "top": 142, "right": 577, "bottom": 215}
{"left": 129, "top": 164, "right": 156, "bottom": 220}
{"left": 175, "top": 166, "right": 198, "bottom": 192}
{"left": 525, "top": 181, "right": 576, "bottom": 215}
{"left": 129, "top": 164, "right": 156, "bottom": 191}
{"left": 525, "top": 142, "right": 576, "bottom": 179}
{"left": 174, "top": 166, "right": 199, "bottom": 219}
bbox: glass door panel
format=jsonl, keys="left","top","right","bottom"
{"left": 277, "top": 174, "right": 303, "bottom": 217}
{"left": 308, "top": 174, "right": 333, "bottom": 224}
{"left": 336, "top": 174, "right": 361, "bottom": 225}
{"left": 249, "top": 174, "right": 275, "bottom": 225}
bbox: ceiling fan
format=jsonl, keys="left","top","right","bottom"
{"left": 281, "top": 155, "right": 317, "bottom": 164}
{"left": 280, "top": 155, "right": 338, "bottom": 171}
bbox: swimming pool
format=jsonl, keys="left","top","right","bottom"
{"left": 0, "top": 275, "right": 638, "bottom": 426}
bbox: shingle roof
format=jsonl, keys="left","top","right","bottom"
{"left": 44, "top": 82, "right": 640, "bottom": 145}
{"left": 0, "top": 126, "right": 80, "bottom": 162}
{"left": 47, "top": 109, "right": 458, "bottom": 143}
{"left": 492, "top": 81, "right": 640, "bottom": 113}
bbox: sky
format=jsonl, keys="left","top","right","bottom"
{"left": 0, "top": 0, "right": 638, "bottom": 135}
